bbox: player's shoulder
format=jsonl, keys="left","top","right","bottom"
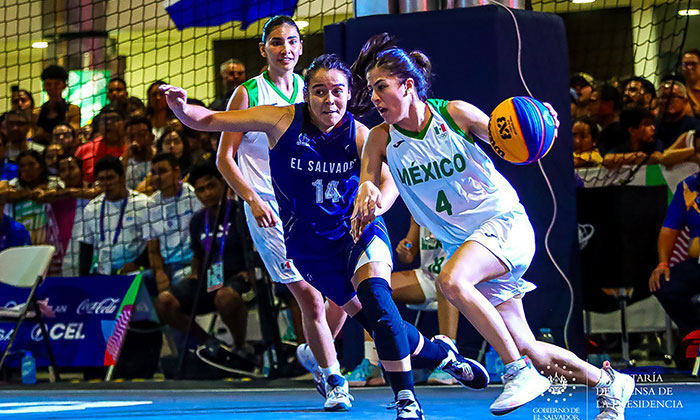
{"left": 369, "top": 122, "right": 390, "bottom": 137}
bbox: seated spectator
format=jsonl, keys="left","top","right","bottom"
{"left": 44, "top": 143, "right": 64, "bottom": 176}
{"left": 143, "top": 152, "right": 203, "bottom": 289}
{"left": 33, "top": 65, "right": 81, "bottom": 142}
{"left": 681, "top": 49, "right": 700, "bottom": 118}
{"left": 209, "top": 59, "right": 246, "bottom": 111}
{"left": 572, "top": 117, "right": 602, "bottom": 168}
{"left": 79, "top": 155, "right": 148, "bottom": 275}
{"left": 123, "top": 116, "right": 155, "bottom": 190}
{"left": 3, "top": 110, "right": 45, "bottom": 162}
{"left": 4, "top": 150, "right": 63, "bottom": 243}
{"left": 11, "top": 89, "right": 34, "bottom": 113}
{"left": 621, "top": 76, "right": 656, "bottom": 110}
{"left": 0, "top": 183, "right": 31, "bottom": 252}
{"left": 649, "top": 136, "right": 700, "bottom": 337}
{"left": 184, "top": 99, "right": 214, "bottom": 164}
{"left": 75, "top": 103, "right": 128, "bottom": 184}
{"left": 603, "top": 106, "right": 660, "bottom": 168}
{"left": 156, "top": 127, "right": 192, "bottom": 177}
{"left": 570, "top": 72, "right": 594, "bottom": 119}
{"left": 0, "top": 132, "right": 18, "bottom": 180}
{"left": 146, "top": 80, "right": 173, "bottom": 140}
{"left": 51, "top": 122, "right": 80, "bottom": 157}
{"left": 126, "top": 96, "right": 146, "bottom": 118}
{"left": 591, "top": 83, "right": 623, "bottom": 154}
{"left": 155, "top": 160, "right": 250, "bottom": 357}
{"left": 53, "top": 156, "right": 100, "bottom": 276}
{"left": 655, "top": 79, "right": 700, "bottom": 151}
{"left": 107, "top": 77, "right": 129, "bottom": 116}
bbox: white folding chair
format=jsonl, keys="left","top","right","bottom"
{"left": 0, "top": 245, "right": 60, "bottom": 381}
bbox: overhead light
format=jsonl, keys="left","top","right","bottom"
{"left": 32, "top": 41, "right": 48, "bottom": 49}
{"left": 571, "top": 0, "right": 595, "bottom": 3}
{"left": 679, "top": 9, "right": 700, "bottom": 16}
{"left": 296, "top": 20, "right": 309, "bottom": 29}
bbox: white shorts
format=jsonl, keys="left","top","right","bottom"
{"left": 443, "top": 206, "right": 537, "bottom": 307}
{"left": 414, "top": 268, "right": 438, "bottom": 306}
{"left": 244, "top": 199, "right": 304, "bottom": 284}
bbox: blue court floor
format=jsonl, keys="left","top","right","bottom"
{"left": 1, "top": 383, "right": 699, "bottom": 419}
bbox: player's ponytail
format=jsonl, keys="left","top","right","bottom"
{"left": 349, "top": 33, "right": 396, "bottom": 115}
{"left": 349, "top": 33, "right": 433, "bottom": 115}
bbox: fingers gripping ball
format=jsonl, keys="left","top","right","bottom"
{"left": 487, "top": 96, "right": 558, "bottom": 165}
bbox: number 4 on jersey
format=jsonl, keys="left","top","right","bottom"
{"left": 435, "top": 190, "right": 452, "bottom": 216}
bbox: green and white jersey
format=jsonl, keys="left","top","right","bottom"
{"left": 419, "top": 226, "right": 446, "bottom": 276}
{"left": 386, "top": 99, "right": 521, "bottom": 247}
{"left": 236, "top": 71, "right": 305, "bottom": 200}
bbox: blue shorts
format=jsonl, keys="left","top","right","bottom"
{"left": 292, "top": 219, "right": 394, "bottom": 306}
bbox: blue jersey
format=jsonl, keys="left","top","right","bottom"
{"left": 664, "top": 172, "right": 700, "bottom": 238}
{"left": 269, "top": 103, "right": 361, "bottom": 260}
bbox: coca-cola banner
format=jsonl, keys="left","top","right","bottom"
{"left": 0, "top": 275, "right": 153, "bottom": 368}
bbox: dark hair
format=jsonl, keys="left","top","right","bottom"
{"left": 261, "top": 15, "right": 299, "bottom": 43}
{"left": 304, "top": 54, "right": 353, "bottom": 97}
{"left": 620, "top": 106, "right": 653, "bottom": 132}
{"left": 99, "top": 102, "right": 125, "bottom": 119}
{"left": 127, "top": 96, "right": 145, "bottom": 111}
{"left": 95, "top": 155, "right": 124, "bottom": 177}
{"left": 0, "top": 131, "right": 6, "bottom": 146}
{"left": 156, "top": 127, "right": 192, "bottom": 173}
{"left": 594, "top": 83, "right": 622, "bottom": 111}
{"left": 189, "top": 158, "right": 222, "bottom": 186}
{"left": 4, "top": 109, "right": 30, "bottom": 122}
{"left": 146, "top": 80, "right": 173, "bottom": 119}
{"left": 349, "top": 33, "right": 432, "bottom": 115}
{"left": 18, "top": 89, "right": 35, "bottom": 108}
{"left": 109, "top": 77, "right": 127, "bottom": 88}
{"left": 41, "top": 65, "right": 68, "bottom": 82}
{"left": 17, "top": 150, "right": 48, "bottom": 187}
{"left": 573, "top": 116, "right": 600, "bottom": 140}
{"left": 125, "top": 116, "right": 152, "bottom": 131}
{"left": 52, "top": 121, "right": 77, "bottom": 139}
{"left": 152, "top": 152, "right": 180, "bottom": 169}
{"left": 59, "top": 155, "right": 83, "bottom": 172}
{"left": 622, "top": 76, "right": 656, "bottom": 99}
{"left": 684, "top": 48, "right": 700, "bottom": 61}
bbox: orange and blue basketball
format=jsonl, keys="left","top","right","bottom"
{"left": 487, "top": 96, "right": 558, "bottom": 165}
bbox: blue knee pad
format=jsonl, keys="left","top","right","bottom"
{"left": 356, "top": 277, "right": 410, "bottom": 361}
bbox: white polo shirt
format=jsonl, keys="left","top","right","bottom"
{"left": 82, "top": 190, "right": 149, "bottom": 274}
{"left": 142, "top": 183, "right": 203, "bottom": 266}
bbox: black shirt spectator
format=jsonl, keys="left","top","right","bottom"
{"left": 189, "top": 198, "right": 247, "bottom": 280}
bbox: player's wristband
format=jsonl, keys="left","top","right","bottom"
{"left": 657, "top": 262, "right": 669, "bottom": 269}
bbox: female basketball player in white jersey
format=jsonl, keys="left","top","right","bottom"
{"left": 350, "top": 34, "right": 634, "bottom": 418}
{"left": 215, "top": 16, "right": 349, "bottom": 410}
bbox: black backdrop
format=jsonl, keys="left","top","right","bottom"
{"left": 324, "top": 5, "right": 584, "bottom": 361}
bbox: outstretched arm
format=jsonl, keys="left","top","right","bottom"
{"left": 160, "top": 84, "right": 288, "bottom": 137}
{"left": 351, "top": 124, "right": 392, "bottom": 240}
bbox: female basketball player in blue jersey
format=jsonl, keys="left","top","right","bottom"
{"left": 214, "top": 16, "right": 349, "bottom": 410}
{"left": 350, "top": 34, "right": 635, "bottom": 419}
{"left": 160, "top": 54, "right": 489, "bottom": 420}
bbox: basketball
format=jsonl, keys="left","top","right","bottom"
{"left": 487, "top": 96, "right": 558, "bottom": 165}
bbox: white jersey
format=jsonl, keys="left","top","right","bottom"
{"left": 386, "top": 99, "right": 522, "bottom": 247}
{"left": 235, "top": 71, "right": 305, "bottom": 200}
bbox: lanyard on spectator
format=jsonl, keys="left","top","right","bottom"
{"left": 100, "top": 196, "right": 128, "bottom": 244}
{"left": 204, "top": 200, "right": 232, "bottom": 257}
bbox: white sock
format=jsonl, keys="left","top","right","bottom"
{"left": 397, "top": 389, "right": 415, "bottom": 401}
{"left": 320, "top": 361, "right": 341, "bottom": 380}
{"left": 365, "top": 341, "right": 380, "bottom": 366}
